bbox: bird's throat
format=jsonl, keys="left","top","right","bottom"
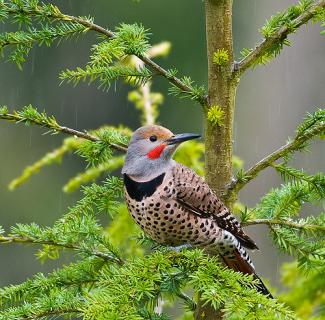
{"left": 123, "top": 173, "right": 165, "bottom": 201}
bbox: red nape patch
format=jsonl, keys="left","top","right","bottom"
{"left": 147, "top": 144, "right": 166, "bottom": 159}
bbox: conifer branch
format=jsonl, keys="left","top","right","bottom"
{"left": 226, "top": 109, "right": 325, "bottom": 197}
{"left": 243, "top": 218, "right": 325, "bottom": 232}
{"left": 62, "top": 15, "right": 208, "bottom": 105}
{"left": 0, "top": 106, "right": 127, "bottom": 152}
{"left": 0, "top": 2, "right": 207, "bottom": 105}
{"left": 0, "top": 234, "right": 123, "bottom": 264}
{"left": 233, "top": 0, "right": 325, "bottom": 76}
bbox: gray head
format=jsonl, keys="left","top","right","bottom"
{"left": 122, "top": 125, "right": 200, "bottom": 180}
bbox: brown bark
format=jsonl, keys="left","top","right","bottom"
{"left": 205, "top": 0, "right": 236, "bottom": 206}
{"left": 204, "top": 0, "right": 237, "bottom": 207}
{"left": 196, "top": 1, "right": 237, "bottom": 319}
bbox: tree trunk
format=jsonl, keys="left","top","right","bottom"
{"left": 195, "top": 0, "right": 237, "bottom": 319}
{"left": 204, "top": 0, "right": 236, "bottom": 206}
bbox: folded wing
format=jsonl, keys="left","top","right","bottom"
{"left": 172, "top": 164, "right": 258, "bottom": 250}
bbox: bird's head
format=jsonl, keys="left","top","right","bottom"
{"left": 122, "top": 125, "right": 200, "bottom": 180}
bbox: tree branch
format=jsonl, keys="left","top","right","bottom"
{"left": 0, "top": 112, "right": 127, "bottom": 153}
{"left": 233, "top": 0, "right": 325, "bottom": 76}
{"left": 226, "top": 120, "right": 325, "bottom": 197}
{"left": 64, "top": 15, "right": 208, "bottom": 105}
{"left": 242, "top": 219, "right": 325, "bottom": 232}
{"left": 0, "top": 234, "right": 123, "bottom": 265}
{"left": 2, "top": 2, "right": 207, "bottom": 106}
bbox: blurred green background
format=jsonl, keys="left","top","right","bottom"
{"left": 0, "top": 0, "right": 324, "bottom": 291}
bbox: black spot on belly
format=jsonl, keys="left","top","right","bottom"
{"left": 123, "top": 173, "right": 165, "bottom": 202}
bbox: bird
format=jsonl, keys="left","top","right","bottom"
{"left": 122, "top": 125, "right": 272, "bottom": 297}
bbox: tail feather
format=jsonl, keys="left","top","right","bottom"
{"left": 222, "top": 251, "right": 273, "bottom": 298}
{"left": 253, "top": 273, "right": 273, "bottom": 298}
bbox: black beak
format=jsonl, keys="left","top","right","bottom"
{"left": 166, "top": 133, "right": 201, "bottom": 145}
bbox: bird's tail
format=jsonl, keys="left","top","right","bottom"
{"left": 222, "top": 249, "right": 273, "bottom": 298}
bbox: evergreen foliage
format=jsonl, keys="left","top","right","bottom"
{"left": 168, "top": 74, "right": 206, "bottom": 103}
{"left": 59, "top": 23, "right": 153, "bottom": 89}
{"left": 0, "top": 1, "right": 90, "bottom": 69}
{"left": 242, "top": 177, "right": 325, "bottom": 269}
{"left": 280, "top": 261, "right": 325, "bottom": 319}
{"left": 236, "top": 0, "right": 325, "bottom": 73}
{"left": 0, "top": 1, "right": 324, "bottom": 319}
{"left": 212, "top": 49, "right": 229, "bottom": 66}
{"left": 0, "top": 0, "right": 206, "bottom": 104}
{"left": 207, "top": 106, "right": 225, "bottom": 127}
{"left": 228, "top": 108, "right": 325, "bottom": 196}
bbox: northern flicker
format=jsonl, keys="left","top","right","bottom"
{"left": 122, "top": 125, "right": 272, "bottom": 297}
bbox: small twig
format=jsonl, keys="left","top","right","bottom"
{"left": 226, "top": 121, "right": 325, "bottom": 197}
{"left": 242, "top": 219, "right": 325, "bottom": 232}
{"left": 0, "top": 112, "right": 127, "bottom": 152}
{"left": 233, "top": 0, "right": 325, "bottom": 76}
{"left": 0, "top": 234, "right": 124, "bottom": 265}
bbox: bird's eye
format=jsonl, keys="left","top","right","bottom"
{"left": 149, "top": 135, "right": 157, "bottom": 142}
